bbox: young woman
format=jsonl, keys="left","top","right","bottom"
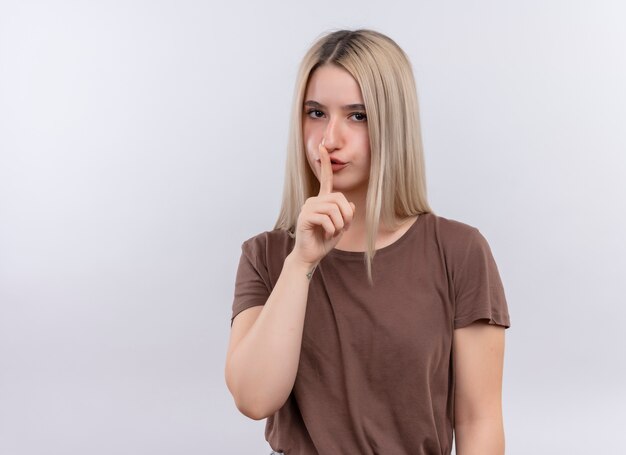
{"left": 225, "top": 29, "right": 511, "bottom": 455}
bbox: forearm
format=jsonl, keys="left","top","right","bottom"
{"left": 226, "top": 252, "right": 315, "bottom": 420}
{"left": 454, "top": 417, "right": 505, "bottom": 455}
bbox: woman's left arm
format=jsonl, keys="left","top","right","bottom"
{"left": 453, "top": 320, "right": 506, "bottom": 455}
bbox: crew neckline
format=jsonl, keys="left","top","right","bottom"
{"left": 327, "top": 213, "right": 425, "bottom": 259}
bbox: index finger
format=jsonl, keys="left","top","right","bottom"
{"left": 317, "top": 142, "right": 333, "bottom": 196}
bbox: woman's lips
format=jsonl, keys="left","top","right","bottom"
{"left": 331, "top": 163, "right": 347, "bottom": 172}
{"left": 315, "top": 159, "right": 348, "bottom": 172}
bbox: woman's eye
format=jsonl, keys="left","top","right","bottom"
{"left": 306, "top": 109, "right": 324, "bottom": 118}
{"left": 305, "top": 110, "right": 366, "bottom": 121}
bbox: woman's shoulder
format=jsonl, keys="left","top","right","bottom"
{"left": 241, "top": 227, "right": 294, "bottom": 245}
{"left": 421, "top": 212, "right": 489, "bottom": 255}
{"left": 239, "top": 227, "right": 295, "bottom": 259}
{"left": 421, "top": 211, "right": 480, "bottom": 238}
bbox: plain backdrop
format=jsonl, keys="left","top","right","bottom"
{"left": 1, "top": 1, "right": 625, "bottom": 454}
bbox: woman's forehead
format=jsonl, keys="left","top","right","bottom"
{"left": 304, "top": 65, "right": 363, "bottom": 105}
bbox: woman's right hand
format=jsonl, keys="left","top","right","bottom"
{"left": 291, "top": 142, "right": 356, "bottom": 267}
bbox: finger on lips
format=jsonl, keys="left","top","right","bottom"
{"left": 318, "top": 141, "right": 333, "bottom": 196}
{"left": 316, "top": 139, "right": 355, "bottom": 233}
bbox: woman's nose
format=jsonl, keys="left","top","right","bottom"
{"left": 322, "top": 118, "right": 341, "bottom": 151}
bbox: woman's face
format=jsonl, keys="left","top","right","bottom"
{"left": 302, "top": 64, "right": 371, "bottom": 195}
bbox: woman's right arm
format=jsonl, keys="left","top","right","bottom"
{"left": 224, "top": 252, "right": 316, "bottom": 420}
{"left": 224, "top": 142, "right": 354, "bottom": 420}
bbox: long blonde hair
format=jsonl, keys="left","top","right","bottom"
{"left": 274, "top": 29, "right": 433, "bottom": 285}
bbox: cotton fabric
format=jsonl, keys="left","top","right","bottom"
{"left": 231, "top": 212, "right": 511, "bottom": 454}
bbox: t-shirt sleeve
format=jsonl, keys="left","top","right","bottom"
{"left": 453, "top": 228, "right": 511, "bottom": 329}
{"left": 230, "top": 237, "right": 271, "bottom": 327}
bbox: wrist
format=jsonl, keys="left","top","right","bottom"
{"left": 285, "top": 253, "right": 319, "bottom": 279}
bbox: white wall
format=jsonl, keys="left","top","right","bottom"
{"left": 1, "top": 1, "right": 624, "bottom": 453}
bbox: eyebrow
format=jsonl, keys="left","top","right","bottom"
{"left": 304, "top": 100, "right": 366, "bottom": 110}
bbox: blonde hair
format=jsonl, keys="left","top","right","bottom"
{"left": 274, "top": 29, "right": 433, "bottom": 285}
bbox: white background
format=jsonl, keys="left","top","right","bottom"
{"left": 1, "top": 1, "right": 625, "bottom": 454}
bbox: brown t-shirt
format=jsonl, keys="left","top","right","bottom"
{"left": 230, "top": 212, "right": 511, "bottom": 455}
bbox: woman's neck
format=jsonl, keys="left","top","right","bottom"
{"left": 335, "top": 188, "right": 418, "bottom": 252}
{"left": 342, "top": 189, "right": 404, "bottom": 233}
